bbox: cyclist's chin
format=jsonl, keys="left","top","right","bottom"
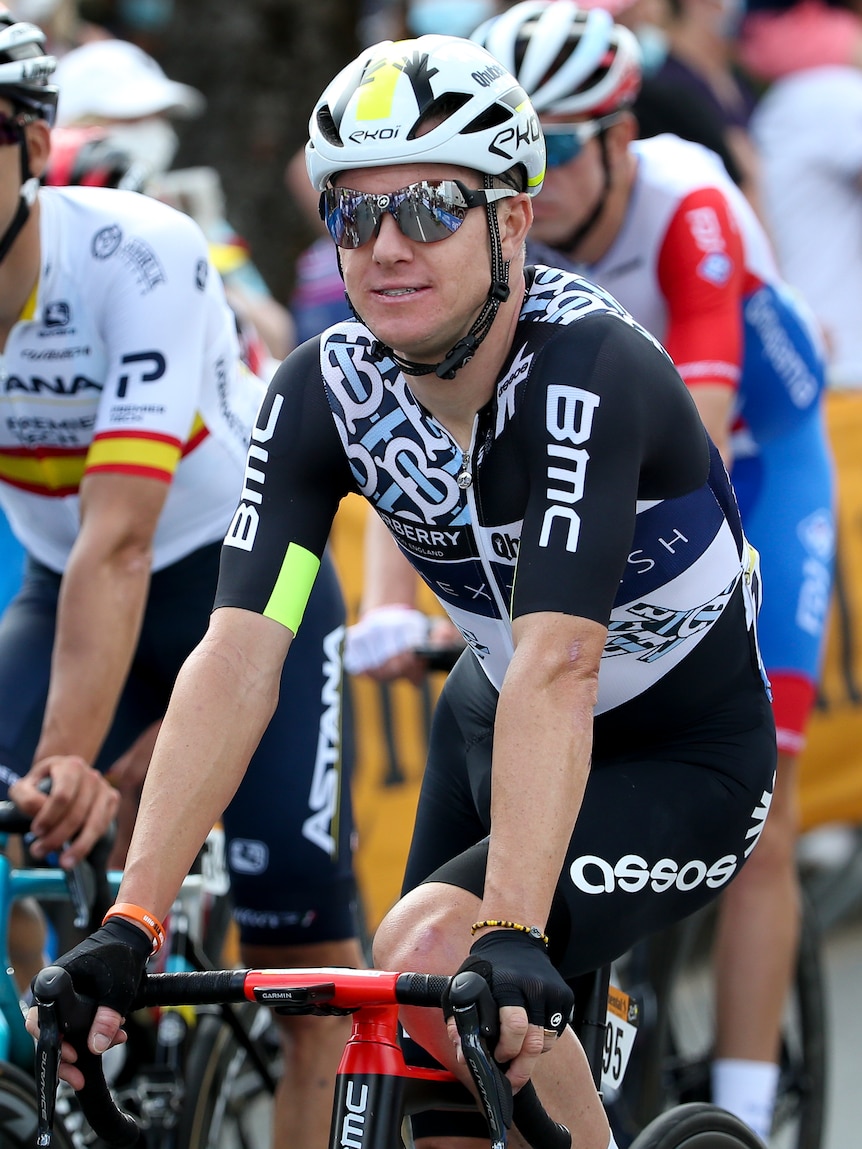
{"left": 368, "top": 315, "right": 446, "bottom": 364}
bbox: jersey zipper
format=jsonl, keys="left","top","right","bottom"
{"left": 458, "top": 416, "right": 516, "bottom": 661}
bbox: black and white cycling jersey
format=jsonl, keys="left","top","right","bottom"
{"left": 217, "top": 265, "right": 763, "bottom": 723}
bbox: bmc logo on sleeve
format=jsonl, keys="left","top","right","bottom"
{"left": 224, "top": 393, "right": 284, "bottom": 551}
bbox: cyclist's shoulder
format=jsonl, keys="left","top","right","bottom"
{"left": 632, "top": 133, "right": 735, "bottom": 201}
{"left": 521, "top": 267, "right": 670, "bottom": 365}
{"left": 40, "top": 185, "right": 208, "bottom": 267}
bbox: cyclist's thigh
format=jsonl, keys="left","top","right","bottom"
{"left": 424, "top": 688, "right": 777, "bottom": 979}
{"left": 0, "top": 559, "right": 60, "bottom": 785}
{"left": 222, "top": 551, "right": 359, "bottom": 947}
{"left": 401, "top": 648, "right": 494, "bottom": 896}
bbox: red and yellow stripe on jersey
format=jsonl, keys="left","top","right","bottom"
{"left": 0, "top": 413, "right": 209, "bottom": 495}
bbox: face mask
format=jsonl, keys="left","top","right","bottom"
{"left": 407, "top": 0, "right": 496, "bottom": 38}
{"left": 634, "top": 24, "right": 669, "bottom": 77}
{"left": 106, "top": 119, "right": 179, "bottom": 177}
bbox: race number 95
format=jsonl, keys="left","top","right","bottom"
{"left": 601, "top": 985, "right": 639, "bottom": 1093}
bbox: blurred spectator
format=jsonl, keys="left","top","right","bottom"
{"left": 645, "top": 0, "right": 763, "bottom": 207}
{"left": 74, "top": 0, "right": 174, "bottom": 48}
{"left": 576, "top": 0, "right": 752, "bottom": 191}
{"left": 740, "top": 0, "right": 862, "bottom": 81}
{"left": 7, "top": 0, "right": 90, "bottom": 54}
{"left": 52, "top": 38, "right": 293, "bottom": 370}
{"left": 747, "top": 2, "right": 862, "bottom": 865}
{"left": 284, "top": 148, "right": 352, "bottom": 344}
{"left": 752, "top": 65, "right": 862, "bottom": 386}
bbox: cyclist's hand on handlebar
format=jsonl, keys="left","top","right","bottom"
{"left": 446, "top": 930, "right": 573, "bottom": 1093}
{"left": 344, "top": 605, "right": 430, "bottom": 682}
{"left": 25, "top": 918, "right": 151, "bottom": 1088}
{"left": 10, "top": 755, "right": 119, "bottom": 867}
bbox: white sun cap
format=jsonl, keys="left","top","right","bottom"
{"left": 54, "top": 38, "right": 205, "bottom": 127}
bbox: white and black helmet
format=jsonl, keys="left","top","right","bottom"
{"left": 0, "top": 13, "right": 57, "bottom": 124}
{"left": 471, "top": 1, "right": 641, "bottom": 117}
{"left": 306, "top": 34, "right": 545, "bottom": 195}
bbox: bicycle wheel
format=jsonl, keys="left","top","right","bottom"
{"left": 629, "top": 1103, "right": 767, "bottom": 1148}
{"left": 0, "top": 1059, "right": 75, "bottom": 1148}
{"left": 177, "top": 1004, "right": 281, "bottom": 1149}
{"left": 627, "top": 898, "right": 826, "bottom": 1149}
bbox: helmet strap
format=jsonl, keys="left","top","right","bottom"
{"left": 558, "top": 130, "right": 612, "bottom": 257}
{"left": 0, "top": 131, "right": 36, "bottom": 266}
{"left": 357, "top": 173, "right": 512, "bottom": 381}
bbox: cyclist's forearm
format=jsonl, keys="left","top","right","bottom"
{"left": 118, "top": 609, "right": 290, "bottom": 920}
{"left": 34, "top": 549, "right": 152, "bottom": 766}
{"left": 480, "top": 616, "right": 602, "bottom": 931}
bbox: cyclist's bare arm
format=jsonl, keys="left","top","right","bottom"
{"left": 686, "top": 383, "right": 735, "bottom": 467}
{"left": 32, "top": 604, "right": 295, "bottom": 1069}
{"left": 12, "top": 472, "right": 169, "bottom": 863}
{"left": 121, "top": 605, "right": 292, "bottom": 919}
{"left": 477, "top": 610, "right": 604, "bottom": 1087}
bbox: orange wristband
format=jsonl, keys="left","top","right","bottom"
{"left": 102, "top": 902, "right": 166, "bottom": 954}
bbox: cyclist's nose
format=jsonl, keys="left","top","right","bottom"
{"left": 371, "top": 209, "right": 414, "bottom": 261}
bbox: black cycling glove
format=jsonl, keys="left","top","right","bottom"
{"left": 448, "top": 930, "right": 573, "bottom": 1036}
{"left": 36, "top": 918, "right": 152, "bottom": 1017}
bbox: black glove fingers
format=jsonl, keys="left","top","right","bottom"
{"left": 45, "top": 918, "right": 152, "bottom": 1017}
{"left": 466, "top": 930, "right": 573, "bottom": 1033}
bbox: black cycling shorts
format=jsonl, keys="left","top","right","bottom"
{"left": 0, "top": 544, "right": 357, "bottom": 948}
{"left": 402, "top": 595, "right": 775, "bottom": 1142}
{"left": 402, "top": 605, "right": 777, "bottom": 980}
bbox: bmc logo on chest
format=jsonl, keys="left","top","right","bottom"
{"left": 539, "top": 385, "right": 601, "bottom": 553}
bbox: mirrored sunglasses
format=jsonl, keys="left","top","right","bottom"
{"left": 542, "top": 114, "right": 623, "bottom": 169}
{"left": 320, "top": 179, "right": 517, "bottom": 250}
{"left": 0, "top": 111, "right": 33, "bottom": 147}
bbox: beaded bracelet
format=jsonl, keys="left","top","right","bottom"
{"left": 470, "top": 919, "right": 549, "bottom": 947}
{"left": 103, "top": 902, "right": 166, "bottom": 954}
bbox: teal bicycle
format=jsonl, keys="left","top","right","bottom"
{"left": 0, "top": 798, "right": 238, "bottom": 1149}
{"left": 0, "top": 795, "right": 122, "bottom": 1148}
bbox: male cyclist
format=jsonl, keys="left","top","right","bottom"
{"left": 471, "top": 2, "right": 834, "bottom": 1138}
{"left": 34, "top": 32, "right": 776, "bottom": 1149}
{"left": 0, "top": 15, "right": 361, "bottom": 1147}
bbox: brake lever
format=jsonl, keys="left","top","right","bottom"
{"left": 32, "top": 965, "right": 140, "bottom": 1147}
{"left": 449, "top": 970, "right": 513, "bottom": 1149}
{"left": 34, "top": 994, "right": 61, "bottom": 1146}
{"left": 33, "top": 967, "right": 94, "bottom": 1147}
{"left": 62, "top": 858, "right": 95, "bottom": 929}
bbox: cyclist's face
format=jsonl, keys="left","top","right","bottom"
{"left": 529, "top": 117, "right": 609, "bottom": 248}
{"left": 0, "top": 96, "right": 48, "bottom": 230}
{"left": 335, "top": 162, "right": 506, "bottom": 367}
